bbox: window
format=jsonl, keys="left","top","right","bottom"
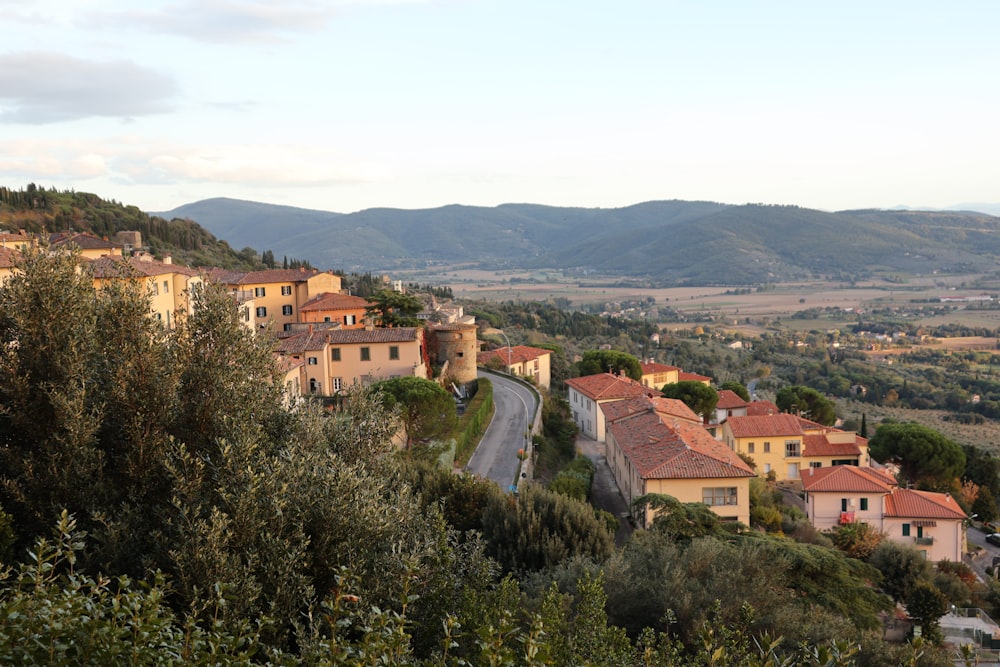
{"left": 344, "top": 314, "right": 356, "bottom": 326}
{"left": 902, "top": 523, "right": 910, "bottom": 537}
{"left": 702, "top": 487, "right": 738, "bottom": 506}
{"left": 324, "top": 316, "right": 331, "bottom": 322}
{"left": 810, "top": 461, "right": 821, "bottom": 469}
{"left": 283, "top": 323, "right": 292, "bottom": 331}
{"left": 361, "top": 347, "right": 370, "bottom": 361}
{"left": 281, "top": 286, "right": 292, "bottom": 296}
{"left": 841, "top": 498, "right": 848, "bottom": 512}
{"left": 860, "top": 498, "right": 869, "bottom": 511}
{"left": 331, "top": 348, "right": 341, "bottom": 361}
{"left": 151, "top": 282, "right": 159, "bottom": 296}
{"left": 163, "top": 280, "right": 169, "bottom": 293}
{"left": 763, "top": 442, "right": 771, "bottom": 453}
{"left": 763, "top": 463, "right": 771, "bottom": 473}
{"left": 254, "top": 287, "right": 266, "bottom": 297}
{"left": 256, "top": 306, "right": 267, "bottom": 317}
{"left": 785, "top": 440, "right": 800, "bottom": 457}
{"left": 389, "top": 345, "right": 399, "bottom": 360}
{"left": 307, "top": 357, "right": 318, "bottom": 365}
{"left": 332, "top": 377, "right": 343, "bottom": 392}
{"left": 456, "top": 351, "right": 464, "bottom": 358}
{"left": 747, "top": 442, "right": 755, "bottom": 454}
{"left": 282, "top": 305, "right": 293, "bottom": 316}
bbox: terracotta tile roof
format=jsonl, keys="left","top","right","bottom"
{"left": 679, "top": 371, "right": 713, "bottom": 383}
{"left": 477, "top": 345, "right": 551, "bottom": 366}
{"left": 716, "top": 390, "right": 750, "bottom": 410}
{"left": 326, "top": 327, "right": 420, "bottom": 344}
{"left": 802, "top": 433, "right": 862, "bottom": 457}
{"left": 745, "top": 400, "right": 780, "bottom": 416}
{"left": 300, "top": 293, "right": 371, "bottom": 311}
{"left": 49, "top": 232, "right": 121, "bottom": 251}
{"left": 565, "top": 372, "right": 657, "bottom": 401}
{"left": 641, "top": 362, "right": 680, "bottom": 374}
{"left": 609, "top": 411, "right": 755, "bottom": 480}
{"left": 0, "top": 246, "right": 21, "bottom": 268}
{"left": 89, "top": 256, "right": 199, "bottom": 278}
{"left": 601, "top": 396, "right": 702, "bottom": 426}
{"left": 800, "top": 465, "right": 897, "bottom": 493}
{"left": 431, "top": 323, "right": 477, "bottom": 331}
{"left": 274, "top": 330, "right": 330, "bottom": 355}
{"left": 208, "top": 268, "right": 323, "bottom": 285}
{"left": 884, "top": 488, "right": 967, "bottom": 521}
{"left": 726, "top": 413, "right": 803, "bottom": 438}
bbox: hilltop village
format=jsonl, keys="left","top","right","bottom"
{"left": 2, "top": 227, "right": 999, "bottom": 664}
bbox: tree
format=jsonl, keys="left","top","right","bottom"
{"left": 868, "top": 422, "right": 966, "bottom": 490}
{"left": 577, "top": 349, "right": 642, "bottom": 380}
{"left": 830, "top": 521, "right": 884, "bottom": 559}
{"left": 905, "top": 581, "right": 949, "bottom": 644}
{"left": 720, "top": 380, "right": 750, "bottom": 402}
{"left": 868, "top": 540, "right": 933, "bottom": 603}
{"left": 373, "top": 376, "right": 456, "bottom": 447}
{"left": 660, "top": 381, "right": 718, "bottom": 421}
{"left": 775, "top": 385, "right": 836, "bottom": 425}
{"left": 365, "top": 289, "right": 424, "bottom": 327}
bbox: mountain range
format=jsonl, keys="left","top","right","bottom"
{"left": 155, "top": 199, "right": 1000, "bottom": 286}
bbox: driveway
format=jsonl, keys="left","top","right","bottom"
{"left": 576, "top": 434, "right": 634, "bottom": 546}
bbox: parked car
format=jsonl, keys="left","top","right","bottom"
{"left": 986, "top": 533, "right": 1000, "bottom": 547}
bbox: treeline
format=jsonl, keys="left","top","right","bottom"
{"left": 470, "top": 300, "right": 658, "bottom": 345}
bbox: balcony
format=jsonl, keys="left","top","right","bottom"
{"left": 839, "top": 511, "right": 855, "bottom": 525}
{"left": 914, "top": 536, "right": 934, "bottom": 546}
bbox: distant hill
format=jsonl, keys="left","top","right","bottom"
{"left": 156, "top": 198, "right": 1000, "bottom": 285}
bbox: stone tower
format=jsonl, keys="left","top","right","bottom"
{"left": 432, "top": 323, "right": 478, "bottom": 385}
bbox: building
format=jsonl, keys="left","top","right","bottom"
{"left": 207, "top": 268, "right": 342, "bottom": 333}
{"left": 605, "top": 400, "right": 756, "bottom": 526}
{"left": 89, "top": 255, "right": 203, "bottom": 328}
{"left": 801, "top": 465, "right": 967, "bottom": 561}
{"left": 275, "top": 326, "right": 427, "bottom": 395}
{"left": 720, "top": 413, "right": 869, "bottom": 481}
{"left": 49, "top": 231, "right": 123, "bottom": 259}
{"left": 565, "top": 373, "right": 657, "bottom": 442}
{"left": 477, "top": 345, "right": 552, "bottom": 390}
{"left": 640, "top": 362, "right": 681, "bottom": 390}
{"left": 430, "top": 323, "right": 478, "bottom": 384}
{"left": 299, "top": 292, "right": 370, "bottom": 329}
{"left": 714, "top": 389, "right": 750, "bottom": 423}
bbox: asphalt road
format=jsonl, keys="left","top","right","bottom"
{"left": 968, "top": 527, "right": 1000, "bottom": 581}
{"left": 465, "top": 371, "right": 537, "bottom": 490}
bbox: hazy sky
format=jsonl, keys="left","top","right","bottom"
{"left": 2, "top": 1, "right": 997, "bottom": 214}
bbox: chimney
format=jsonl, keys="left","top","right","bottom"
{"left": 163, "top": 254, "right": 172, "bottom": 265}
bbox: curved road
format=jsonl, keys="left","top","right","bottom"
{"left": 466, "top": 371, "right": 537, "bottom": 490}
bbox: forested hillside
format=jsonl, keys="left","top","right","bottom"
{"left": 159, "top": 197, "right": 1000, "bottom": 284}
{"left": 0, "top": 184, "right": 293, "bottom": 270}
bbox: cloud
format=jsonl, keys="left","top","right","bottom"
{"left": 0, "top": 137, "right": 388, "bottom": 188}
{"left": 86, "top": 0, "right": 339, "bottom": 43}
{"left": 0, "top": 52, "right": 177, "bottom": 124}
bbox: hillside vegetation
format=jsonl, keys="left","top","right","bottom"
{"left": 158, "top": 197, "right": 1000, "bottom": 284}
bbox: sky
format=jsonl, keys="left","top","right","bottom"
{"left": 1, "top": 1, "right": 998, "bottom": 215}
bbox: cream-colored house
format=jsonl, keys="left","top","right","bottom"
{"left": 90, "top": 255, "right": 203, "bottom": 328}
{"left": 605, "top": 400, "right": 756, "bottom": 526}
{"left": 565, "top": 373, "right": 657, "bottom": 442}
{"left": 714, "top": 389, "right": 750, "bottom": 423}
{"left": 276, "top": 326, "right": 427, "bottom": 395}
{"left": 207, "top": 268, "right": 342, "bottom": 333}
{"left": 801, "top": 466, "right": 967, "bottom": 561}
{"left": 640, "top": 362, "right": 681, "bottom": 390}
{"left": 49, "top": 232, "right": 123, "bottom": 259}
{"left": 477, "top": 345, "right": 552, "bottom": 390}
{"left": 721, "top": 414, "right": 868, "bottom": 481}
{"left": 299, "top": 292, "right": 370, "bottom": 329}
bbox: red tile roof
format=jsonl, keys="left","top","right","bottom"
{"left": 803, "top": 433, "right": 862, "bottom": 457}
{"left": 89, "top": 256, "right": 198, "bottom": 278}
{"left": 565, "top": 373, "right": 657, "bottom": 401}
{"left": 679, "top": 371, "right": 713, "bottom": 383}
{"left": 641, "top": 362, "right": 680, "bottom": 374}
{"left": 477, "top": 345, "right": 551, "bottom": 366}
{"left": 800, "top": 465, "right": 897, "bottom": 493}
{"left": 745, "top": 400, "right": 780, "bottom": 416}
{"left": 726, "top": 413, "right": 804, "bottom": 438}
{"left": 326, "top": 327, "right": 420, "bottom": 344}
{"left": 49, "top": 232, "right": 121, "bottom": 251}
{"left": 609, "top": 411, "right": 755, "bottom": 480}
{"left": 300, "top": 293, "right": 371, "bottom": 311}
{"left": 884, "top": 489, "right": 967, "bottom": 521}
{"left": 0, "top": 246, "right": 21, "bottom": 268}
{"left": 207, "top": 268, "right": 323, "bottom": 285}
{"left": 716, "top": 389, "right": 750, "bottom": 410}
{"left": 601, "top": 396, "right": 702, "bottom": 426}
